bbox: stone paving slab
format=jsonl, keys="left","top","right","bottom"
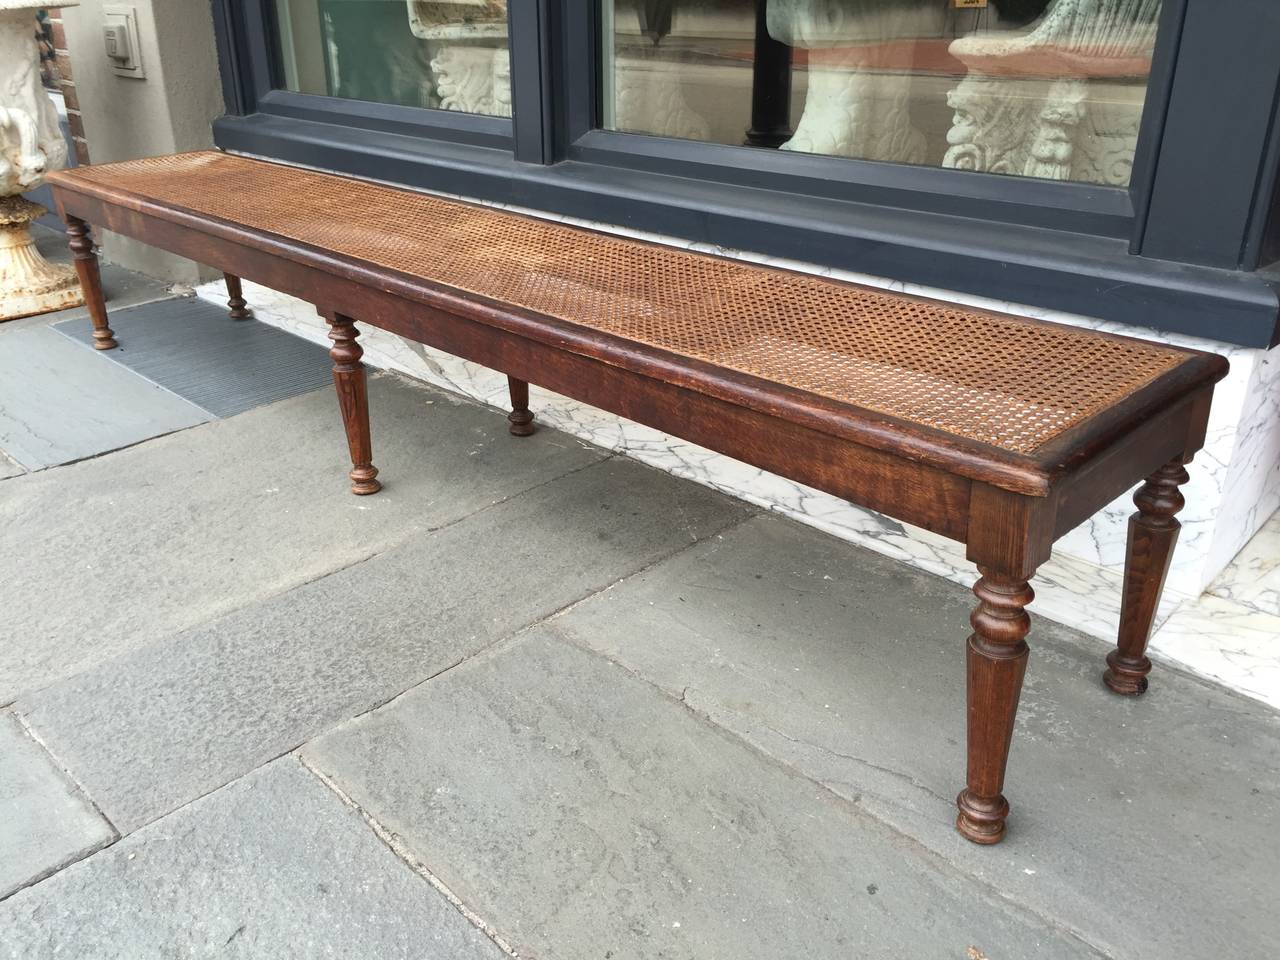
{"left": 548, "top": 514, "right": 1280, "bottom": 959}
{"left": 0, "top": 713, "right": 115, "bottom": 900}
{"left": 0, "top": 758, "right": 506, "bottom": 960}
{"left": 304, "top": 629, "right": 1103, "bottom": 960}
{"left": 18, "top": 456, "right": 749, "bottom": 834}
{"left": 0, "top": 325, "right": 210, "bottom": 470}
{"left": 1, "top": 374, "right": 604, "bottom": 704}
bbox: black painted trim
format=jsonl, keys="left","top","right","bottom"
{"left": 570, "top": 129, "right": 1135, "bottom": 238}
{"left": 1139, "top": 0, "right": 1280, "bottom": 268}
{"left": 209, "top": 0, "right": 250, "bottom": 116}
{"left": 509, "top": 0, "right": 553, "bottom": 163}
{"left": 257, "top": 90, "right": 511, "bottom": 149}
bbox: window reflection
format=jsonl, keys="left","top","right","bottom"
{"left": 604, "top": 0, "right": 1162, "bottom": 185}
{"left": 273, "top": 0, "right": 510, "bottom": 116}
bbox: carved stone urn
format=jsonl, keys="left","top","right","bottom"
{"left": 767, "top": 0, "right": 948, "bottom": 164}
{"left": 0, "top": 0, "right": 83, "bottom": 321}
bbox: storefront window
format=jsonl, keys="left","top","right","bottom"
{"left": 272, "top": 0, "right": 510, "bottom": 116}
{"left": 602, "top": 0, "right": 1162, "bottom": 186}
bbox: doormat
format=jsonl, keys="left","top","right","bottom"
{"left": 55, "top": 296, "right": 332, "bottom": 418}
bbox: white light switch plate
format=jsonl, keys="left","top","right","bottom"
{"left": 103, "top": 4, "right": 145, "bottom": 79}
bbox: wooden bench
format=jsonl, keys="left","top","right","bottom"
{"left": 47, "top": 151, "right": 1229, "bottom": 845}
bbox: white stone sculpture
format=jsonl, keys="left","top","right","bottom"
{"left": 405, "top": 0, "right": 707, "bottom": 138}
{"left": 406, "top": 0, "right": 510, "bottom": 116}
{"left": 944, "top": 0, "right": 1161, "bottom": 184}
{"left": 1, "top": 0, "right": 82, "bottom": 320}
{"left": 613, "top": 50, "right": 711, "bottom": 141}
{"left": 767, "top": 0, "right": 948, "bottom": 163}
{"left": 608, "top": 0, "right": 709, "bottom": 141}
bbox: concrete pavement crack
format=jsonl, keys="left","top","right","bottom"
{"left": 297, "top": 754, "right": 523, "bottom": 959}
{"left": 744, "top": 716, "right": 955, "bottom": 807}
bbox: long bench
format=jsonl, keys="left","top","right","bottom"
{"left": 47, "top": 151, "right": 1229, "bottom": 845}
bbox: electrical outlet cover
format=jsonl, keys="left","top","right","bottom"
{"left": 102, "top": 4, "right": 145, "bottom": 79}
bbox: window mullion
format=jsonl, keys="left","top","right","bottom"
{"left": 509, "top": 0, "right": 554, "bottom": 164}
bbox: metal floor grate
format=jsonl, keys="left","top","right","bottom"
{"left": 55, "top": 297, "right": 332, "bottom": 418}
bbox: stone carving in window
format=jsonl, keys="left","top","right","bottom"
{"left": 407, "top": 0, "right": 511, "bottom": 117}
{"left": 943, "top": 0, "right": 1161, "bottom": 185}
{"left": 598, "top": 0, "right": 1161, "bottom": 188}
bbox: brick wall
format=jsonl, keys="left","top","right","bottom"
{"left": 46, "top": 11, "right": 90, "bottom": 165}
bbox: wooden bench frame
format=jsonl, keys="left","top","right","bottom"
{"left": 51, "top": 167, "right": 1228, "bottom": 845}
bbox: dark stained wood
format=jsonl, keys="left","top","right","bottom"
{"left": 48, "top": 178, "right": 1232, "bottom": 498}
{"left": 46, "top": 157, "right": 1233, "bottom": 847}
{"left": 1105, "top": 458, "right": 1191, "bottom": 695}
{"left": 507, "top": 375, "right": 535, "bottom": 436}
{"left": 224, "top": 273, "right": 251, "bottom": 320}
{"left": 1052, "top": 394, "right": 1194, "bottom": 540}
{"left": 323, "top": 311, "right": 381, "bottom": 496}
{"left": 957, "top": 570, "right": 1034, "bottom": 845}
{"left": 65, "top": 215, "right": 117, "bottom": 350}
{"left": 966, "top": 484, "right": 1058, "bottom": 582}
{"left": 49, "top": 194, "right": 974, "bottom": 539}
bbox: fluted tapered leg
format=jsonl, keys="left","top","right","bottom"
{"left": 65, "top": 216, "right": 116, "bottom": 350}
{"left": 956, "top": 569, "right": 1034, "bottom": 845}
{"left": 224, "top": 273, "right": 251, "bottom": 320}
{"left": 324, "top": 312, "right": 381, "bottom": 495}
{"left": 507, "top": 375, "right": 535, "bottom": 436}
{"left": 1105, "top": 458, "right": 1190, "bottom": 695}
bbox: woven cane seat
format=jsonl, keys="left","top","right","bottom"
{"left": 64, "top": 152, "right": 1196, "bottom": 456}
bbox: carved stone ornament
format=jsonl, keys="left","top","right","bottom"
{"left": 614, "top": 51, "right": 711, "bottom": 142}
{"left": 407, "top": 0, "right": 708, "bottom": 138}
{"left": 1, "top": 1, "right": 83, "bottom": 320}
{"left": 943, "top": 0, "right": 1160, "bottom": 185}
{"left": 406, "top": 0, "right": 511, "bottom": 117}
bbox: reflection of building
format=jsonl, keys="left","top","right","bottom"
{"left": 605, "top": 0, "right": 1158, "bottom": 185}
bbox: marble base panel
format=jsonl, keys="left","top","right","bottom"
{"left": 1211, "top": 511, "right": 1280, "bottom": 618}
{"left": 1150, "top": 594, "right": 1280, "bottom": 710}
{"left": 194, "top": 234, "right": 1279, "bottom": 710}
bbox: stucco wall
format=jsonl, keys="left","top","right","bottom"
{"left": 61, "top": 0, "right": 224, "bottom": 283}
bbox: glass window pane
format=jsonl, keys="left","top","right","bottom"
{"left": 273, "top": 0, "right": 510, "bottom": 116}
{"left": 601, "top": 0, "right": 1162, "bottom": 186}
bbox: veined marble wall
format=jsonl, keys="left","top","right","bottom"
{"left": 196, "top": 182, "right": 1280, "bottom": 708}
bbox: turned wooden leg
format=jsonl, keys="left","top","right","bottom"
{"left": 324, "top": 312, "right": 381, "bottom": 495}
{"left": 507, "top": 375, "right": 535, "bottom": 436}
{"left": 1105, "top": 458, "right": 1190, "bottom": 695}
{"left": 65, "top": 216, "right": 116, "bottom": 350}
{"left": 956, "top": 569, "right": 1033, "bottom": 845}
{"left": 224, "top": 273, "right": 251, "bottom": 320}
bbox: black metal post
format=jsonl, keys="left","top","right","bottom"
{"left": 743, "top": 0, "right": 792, "bottom": 148}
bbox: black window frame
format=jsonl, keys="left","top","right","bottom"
{"left": 212, "top": 0, "right": 1280, "bottom": 347}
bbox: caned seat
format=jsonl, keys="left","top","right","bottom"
{"left": 57, "top": 152, "right": 1214, "bottom": 495}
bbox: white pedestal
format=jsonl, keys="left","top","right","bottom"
{"left": 0, "top": 2, "right": 82, "bottom": 321}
